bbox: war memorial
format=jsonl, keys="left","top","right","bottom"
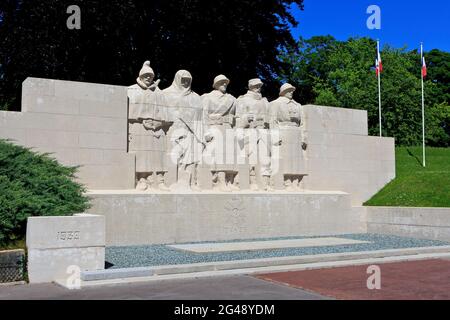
{"left": 1, "top": 61, "right": 449, "bottom": 287}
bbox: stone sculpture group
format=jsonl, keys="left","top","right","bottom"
{"left": 128, "top": 61, "right": 307, "bottom": 192}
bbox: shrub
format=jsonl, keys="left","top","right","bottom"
{"left": 0, "top": 139, "right": 90, "bottom": 247}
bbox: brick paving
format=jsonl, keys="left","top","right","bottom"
{"left": 256, "top": 259, "right": 450, "bottom": 300}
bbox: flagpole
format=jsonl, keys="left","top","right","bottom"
{"left": 420, "top": 42, "right": 426, "bottom": 167}
{"left": 377, "top": 39, "right": 382, "bottom": 137}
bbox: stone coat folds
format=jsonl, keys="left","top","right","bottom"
{"left": 201, "top": 89, "right": 237, "bottom": 172}
{"left": 269, "top": 94, "right": 307, "bottom": 189}
{"left": 128, "top": 82, "right": 167, "bottom": 174}
{"left": 236, "top": 90, "right": 271, "bottom": 184}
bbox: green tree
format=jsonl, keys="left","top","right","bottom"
{"left": 427, "top": 49, "right": 450, "bottom": 104}
{"left": 0, "top": 0, "right": 304, "bottom": 110}
{"left": 0, "top": 139, "right": 90, "bottom": 246}
{"left": 278, "top": 35, "right": 339, "bottom": 104}
{"left": 279, "top": 36, "right": 450, "bottom": 147}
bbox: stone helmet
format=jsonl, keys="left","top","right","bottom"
{"left": 248, "top": 78, "right": 263, "bottom": 89}
{"left": 279, "top": 83, "right": 296, "bottom": 96}
{"left": 213, "top": 74, "right": 230, "bottom": 89}
{"left": 139, "top": 61, "right": 154, "bottom": 77}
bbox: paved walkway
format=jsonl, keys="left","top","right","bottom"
{"left": 2, "top": 259, "right": 449, "bottom": 300}
{"left": 0, "top": 275, "right": 328, "bottom": 300}
{"left": 257, "top": 258, "right": 450, "bottom": 300}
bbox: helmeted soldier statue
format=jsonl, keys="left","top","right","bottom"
{"left": 201, "top": 75, "right": 239, "bottom": 191}
{"left": 269, "top": 83, "right": 308, "bottom": 191}
{"left": 235, "top": 78, "right": 273, "bottom": 191}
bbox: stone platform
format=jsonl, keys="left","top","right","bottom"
{"left": 75, "top": 234, "right": 450, "bottom": 287}
{"left": 86, "top": 190, "right": 366, "bottom": 246}
{"left": 168, "top": 237, "right": 370, "bottom": 253}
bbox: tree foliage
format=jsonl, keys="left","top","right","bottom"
{"left": 0, "top": 139, "right": 90, "bottom": 246}
{"left": 279, "top": 36, "right": 450, "bottom": 147}
{"left": 0, "top": 0, "right": 304, "bottom": 110}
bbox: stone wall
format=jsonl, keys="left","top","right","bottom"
{"left": 87, "top": 191, "right": 366, "bottom": 246}
{"left": 0, "top": 78, "right": 396, "bottom": 203}
{"left": 366, "top": 206, "right": 450, "bottom": 242}
{"left": 0, "top": 77, "right": 135, "bottom": 190}
{"left": 302, "top": 105, "right": 396, "bottom": 205}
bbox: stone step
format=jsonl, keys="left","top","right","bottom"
{"left": 77, "top": 245, "right": 450, "bottom": 285}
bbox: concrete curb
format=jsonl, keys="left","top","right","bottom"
{"left": 57, "top": 252, "right": 450, "bottom": 288}
{"left": 72, "top": 245, "right": 450, "bottom": 287}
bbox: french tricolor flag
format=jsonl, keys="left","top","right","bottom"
{"left": 422, "top": 56, "right": 427, "bottom": 78}
{"left": 375, "top": 58, "right": 381, "bottom": 76}
{"left": 377, "top": 49, "right": 383, "bottom": 73}
{"left": 375, "top": 46, "right": 383, "bottom": 77}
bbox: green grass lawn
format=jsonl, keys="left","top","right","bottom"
{"left": 364, "top": 146, "right": 450, "bottom": 207}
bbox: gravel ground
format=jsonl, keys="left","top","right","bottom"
{"left": 105, "top": 234, "right": 450, "bottom": 269}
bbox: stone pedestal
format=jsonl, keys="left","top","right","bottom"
{"left": 87, "top": 190, "right": 366, "bottom": 246}
{"left": 26, "top": 214, "right": 105, "bottom": 284}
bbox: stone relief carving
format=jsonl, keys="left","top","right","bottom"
{"left": 127, "top": 63, "right": 309, "bottom": 193}
{"left": 162, "top": 70, "right": 204, "bottom": 191}
{"left": 202, "top": 75, "right": 239, "bottom": 191}
{"left": 224, "top": 197, "right": 246, "bottom": 234}
{"left": 269, "top": 83, "right": 308, "bottom": 191}
{"left": 235, "top": 78, "right": 272, "bottom": 191}
{"left": 128, "top": 61, "right": 170, "bottom": 191}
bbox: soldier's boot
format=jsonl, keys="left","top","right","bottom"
{"left": 217, "top": 172, "right": 231, "bottom": 192}
{"left": 136, "top": 177, "right": 149, "bottom": 191}
{"left": 157, "top": 172, "right": 170, "bottom": 191}
{"left": 190, "top": 164, "right": 202, "bottom": 192}
{"left": 249, "top": 167, "right": 259, "bottom": 191}
{"left": 284, "top": 177, "right": 294, "bottom": 192}
{"left": 229, "top": 181, "right": 240, "bottom": 191}
{"left": 227, "top": 172, "right": 240, "bottom": 191}
{"left": 263, "top": 175, "right": 274, "bottom": 192}
{"left": 292, "top": 177, "right": 300, "bottom": 191}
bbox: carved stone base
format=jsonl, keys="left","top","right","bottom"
{"left": 135, "top": 171, "right": 169, "bottom": 191}
{"left": 87, "top": 190, "right": 366, "bottom": 246}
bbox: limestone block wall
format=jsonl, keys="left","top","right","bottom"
{"left": 0, "top": 78, "right": 395, "bottom": 197}
{"left": 0, "top": 77, "right": 135, "bottom": 189}
{"left": 366, "top": 206, "right": 450, "bottom": 242}
{"left": 302, "top": 105, "right": 396, "bottom": 205}
{"left": 87, "top": 191, "right": 366, "bottom": 246}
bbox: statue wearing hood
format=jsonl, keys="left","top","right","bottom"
{"left": 201, "top": 75, "right": 239, "bottom": 191}
{"left": 162, "top": 70, "right": 204, "bottom": 191}
{"left": 269, "top": 83, "right": 308, "bottom": 191}
{"left": 128, "top": 61, "right": 170, "bottom": 191}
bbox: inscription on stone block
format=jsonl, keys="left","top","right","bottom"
{"left": 56, "top": 231, "right": 80, "bottom": 241}
{"left": 26, "top": 215, "right": 105, "bottom": 283}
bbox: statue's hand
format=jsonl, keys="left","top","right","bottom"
{"left": 209, "top": 114, "right": 221, "bottom": 121}
{"left": 302, "top": 142, "right": 308, "bottom": 150}
{"left": 205, "top": 133, "right": 214, "bottom": 143}
{"left": 273, "top": 139, "right": 282, "bottom": 146}
{"left": 142, "top": 119, "right": 155, "bottom": 130}
{"left": 149, "top": 79, "right": 161, "bottom": 91}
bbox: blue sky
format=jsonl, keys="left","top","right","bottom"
{"left": 290, "top": 0, "right": 450, "bottom": 52}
